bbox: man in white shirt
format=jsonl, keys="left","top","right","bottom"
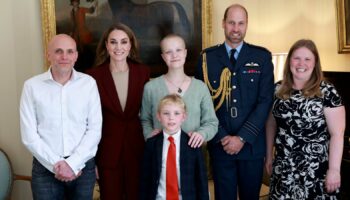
{"left": 20, "top": 34, "right": 102, "bottom": 199}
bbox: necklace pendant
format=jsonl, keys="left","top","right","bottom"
{"left": 178, "top": 88, "right": 182, "bottom": 93}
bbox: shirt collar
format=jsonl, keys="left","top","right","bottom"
{"left": 163, "top": 129, "right": 181, "bottom": 142}
{"left": 224, "top": 41, "right": 244, "bottom": 58}
{"left": 42, "top": 67, "right": 81, "bottom": 82}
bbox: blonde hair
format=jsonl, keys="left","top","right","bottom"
{"left": 160, "top": 33, "right": 186, "bottom": 52}
{"left": 157, "top": 94, "right": 187, "bottom": 113}
{"left": 276, "top": 39, "right": 323, "bottom": 99}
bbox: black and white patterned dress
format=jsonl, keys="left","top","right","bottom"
{"left": 269, "top": 81, "right": 343, "bottom": 200}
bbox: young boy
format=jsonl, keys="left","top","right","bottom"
{"left": 140, "top": 94, "right": 209, "bottom": 200}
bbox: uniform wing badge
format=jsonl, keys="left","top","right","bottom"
{"left": 244, "top": 62, "right": 259, "bottom": 67}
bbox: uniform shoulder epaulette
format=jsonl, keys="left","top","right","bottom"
{"left": 246, "top": 43, "right": 271, "bottom": 54}
{"left": 200, "top": 44, "right": 221, "bottom": 55}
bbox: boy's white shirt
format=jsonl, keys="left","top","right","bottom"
{"left": 156, "top": 129, "right": 182, "bottom": 200}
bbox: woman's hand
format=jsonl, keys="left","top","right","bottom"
{"left": 187, "top": 132, "right": 204, "bottom": 148}
{"left": 325, "top": 169, "right": 341, "bottom": 193}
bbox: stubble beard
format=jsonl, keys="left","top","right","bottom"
{"left": 226, "top": 31, "right": 244, "bottom": 47}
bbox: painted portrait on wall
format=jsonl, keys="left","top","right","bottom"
{"left": 42, "top": 0, "right": 211, "bottom": 76}
{"left": 336, "top": 0, "right": 350, "bottom": 53}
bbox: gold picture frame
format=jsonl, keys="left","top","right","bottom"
{"left": 336, "top": 0, "right": 350, "bottom": 53}
{"left": 40, "top": 0, "right": 213, "bottom": 75}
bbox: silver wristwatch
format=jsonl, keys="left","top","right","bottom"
{"left": 238, "top": 136, "right": 246, "bottom": 144}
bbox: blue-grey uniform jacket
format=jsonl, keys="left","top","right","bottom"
{"left": 195, "top": 42, "right": 274, "bottom": 160}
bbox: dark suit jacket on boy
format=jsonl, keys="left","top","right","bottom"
{"left": 140, "top": 131, "right": 209, "bottom": 200}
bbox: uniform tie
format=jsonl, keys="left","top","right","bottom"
{"left": 166, "top": 136, "right": 179, "bottom": 200}
{"left": 230, "top": 49, "right": 237, "bottom": 67}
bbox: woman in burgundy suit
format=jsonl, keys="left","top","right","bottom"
{"left": 87, "top": 23, "right": 150, "bottom": 200}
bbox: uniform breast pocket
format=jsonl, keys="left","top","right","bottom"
{"left": 240, "top": 73, "right": 261, "bottom": 104}
{"left": 241, "top": 73, "right": 260, "bottom": 89}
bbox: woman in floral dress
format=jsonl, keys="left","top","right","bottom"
{"left": 265, "top": 39, "right": 345, "bottom": 199}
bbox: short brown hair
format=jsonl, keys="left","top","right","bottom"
{"left": 223, "top": 4, "right": 248, "bottom": 21}
{"left": 276, "top": 39, "right": 323, "bottom": 99}
{"left": 157, "top": 94, "right": 187, "bottom": 113}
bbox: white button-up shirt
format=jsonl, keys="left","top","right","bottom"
{"left": 20, "top": 69, "right": 102, "bottom": 175}
{"left": 156, "top": 130, "right": 182, "bottom": 200}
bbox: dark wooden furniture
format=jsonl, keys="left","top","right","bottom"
{"left": 323, "top": 71, "right": 350, "bottom": 199}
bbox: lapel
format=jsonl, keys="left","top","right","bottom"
{"left": 235, "top": 42, "right": 250, "bottom": 71}
{"left": 100, "top": 63, "right": 123, "bottom": 115}
{"left": 100, "top": 61, "right": 138, "bottom": 116}
{"left": 215, "top": 43, "right": 232, "bottom": 71}
{"left": 214, "top": 42, "right": 252, "bottom": 72}
{"left": 155, "top": 133, "right": 164, "bottom": 178}
{"left": 179, "top": 131, "right": 187, "bottom": 179}
{"left": 123, "top": 61, "right": 136, "bottom": 115}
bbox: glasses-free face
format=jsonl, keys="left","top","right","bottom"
{"left": 290, "top": 47, "right": 315, "bottom": 83}
{"left": 105, "top": 29, "right": 131, "bottom": 62}
{"left": 157, "top": 103, "right": 187, "bottom": 134}
{"left": 161, "top": 37, "right": 187, "bottom": 70}
{"left": 222, "top": 6, "right": 248, "bottom": 48}
{"left": 47, "top": 36, "right": 78, "bottom": 74}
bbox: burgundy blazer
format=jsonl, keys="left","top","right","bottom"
{"left": 87, "top": 60, "right": 150, "bottom": 168}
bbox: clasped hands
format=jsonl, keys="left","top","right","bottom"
{"left": 221, "top": 135, "right": 244, "bottom": 155}
{"left": 54, "top": 160, "right": 81, "bottom": 182}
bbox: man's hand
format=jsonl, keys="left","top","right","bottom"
{"left": 54, "top": 160, "right": 81, "bottom": 182}
{"left": 264, "top": 156, "right": 273, "bottom": 176}
{"left": 188, "top": 132, "right": 204, "bottom": 148}
{"left": 95, "top": 166, "right": 99, "bottom": 180}
{"left": 221, "top": 136, "right": 244, "bottom": 155}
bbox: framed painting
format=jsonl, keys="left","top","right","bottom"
{"left": 336, "top": 0, "right": 350, "bottom": 53}
{"left": 40, "top": 0, "right": 212, "bottom": 76}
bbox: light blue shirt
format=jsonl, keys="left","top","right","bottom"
{"left": 224, "top": 41, "right": 243, "bottom": 60}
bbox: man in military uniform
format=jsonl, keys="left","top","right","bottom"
{"left": 195, "top": 4, "right": 274, "bottom": 200}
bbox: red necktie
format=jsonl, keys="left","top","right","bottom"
{"left": 166, "top": 136, "right": 179, "bottom": 200}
